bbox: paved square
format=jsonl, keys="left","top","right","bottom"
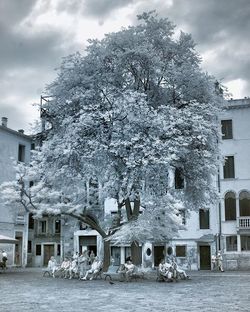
{"left": 0, "top": 269, "right": 249, "bottom": 312}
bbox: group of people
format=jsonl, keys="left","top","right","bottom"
{"left": 47, "top": 250, "right": 103, "bottom": 280}
{"left": 211, "top": 251, "right": 224, "bottom": 272}
{"left": 158, "top": 258, "right": 189, "bottom": 282}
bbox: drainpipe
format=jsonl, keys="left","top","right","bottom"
{"left": 217, "top": 170, "right": 222, "bottom": 252}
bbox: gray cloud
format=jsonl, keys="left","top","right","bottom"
{"left": 0, "top": 0, "right": 249, "bottom": 132}
{"left": 132, "top": 0, "right": 250, "bottom": 94}
{"left": 0, "top": 0, "right": 37, "bottom": 26}
{"left": 0, "top": 0, "right": 84, "bottom": 132}
{"left": 56, "top": 0, "right": 135, "bottom": 20}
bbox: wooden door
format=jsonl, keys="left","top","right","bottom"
{"left": 43, "top": 244, "right": 54, "bottom": 266}
{"left": 154, "top": 246, "right": 165, "bottom": 266}
{"left": 199, "top": 245, "right": 211, "bottom": 270}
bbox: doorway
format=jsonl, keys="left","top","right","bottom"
{"left": 79, "top": 236, "right": 97, "bottom": 257}
{"left": 15, "top": 232, "right": 23, "bottom": 266}
{"left": 154, "top": 246, "right": 165, "bottom": 266}
{"left": 43, "top": 244, "right": 55, "bottom": 266}
{"left": 199, "top": 245, "right": 211, "bottom": 270}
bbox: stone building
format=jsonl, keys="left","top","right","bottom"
{"left": 72, "top": 98, "right": 250, "bottom": 271}
{"left": 1, "top": 97, "right": 250, "bottom": 270}
{"left": 0, "top": 117, "right": 32, "bottom": 266}
{"left": 219, "top": 98, "right": 250, "bottom": 269}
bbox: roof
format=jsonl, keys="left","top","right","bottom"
{"left": 196, "top": 234, "right": 215, "bottom": 243}
{"left": 0, "top": 125, "right": 32, "bottom": 140}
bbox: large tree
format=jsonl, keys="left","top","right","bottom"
{"left": 1, "top": 12, "right": 223, "bottom": 267}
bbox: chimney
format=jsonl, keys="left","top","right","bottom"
{"left": 1, "top": 117, "right": 8, "bottom": 127}
{"left": 18, "top": 129, "right": 24, "bottom": 134}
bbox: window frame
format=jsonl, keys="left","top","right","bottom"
{"left": 18, "top": 144, "right": 25, "bottom": 162}
{"left": 226, "top": 236, "right": 237, "bottom": 252}
{"left": 224, "top": 192, "right": 236, "bottom": 221}
{"left": 223, "top": 156, "right": 235, "bottom": 179}
{"left": 175, "top": 245, "right": 186, "bottom": 257}
{"left": 38, "top": 220, "right": 47, "bottom": 234}
{"left": 221, "top": 119, "right": 233, "bottom": 140}
{"left": 54, "top": 219, "right": 61, "bottom": 234}
{"left": 199, "top": 209, "right": 210, "bottom": 229}
{"left": 35, "top": 244, "right": 42, "bottom": 256}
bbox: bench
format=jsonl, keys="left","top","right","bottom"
{"left": 103, "top": 265, "right": 120, "bottom": 281}
{"left": 130, "top": 266, "right": 145, "bottom": 281}
{"left": 103, "top": 265, "right": 145, "bottom": 282}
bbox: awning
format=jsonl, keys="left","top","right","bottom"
{"left": 0, "top": 234, "right": 18, "bottom": 244}
{"left": 196, "top": 234, "right": 215, "bottom": 243}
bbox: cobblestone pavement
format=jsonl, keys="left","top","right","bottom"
{"left": 0, "top": 268, "right": 250, "bottom": 312}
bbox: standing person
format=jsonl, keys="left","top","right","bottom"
{"left": 79, "top": 250, "right": 89, "bottom": 280}
{"left": 216, "top": 251, "right": 224, "bottom": 272}
{"left": 89, "top": 250, "right": 95, "bottom": 264}
{"left": 211, "top": 254, "right": 216, "bottom": 270}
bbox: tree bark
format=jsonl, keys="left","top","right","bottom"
{"left": 132, "top": 198, "right": 140, "bottom": 218}
{"left": 131, "top": 240, "right": 141, "bottom": 265}
{"left": 103, "top": 239, "right": 110, "bottom": 271}
{"left": 125, "top": 198, "right": 132, "bottom": 220}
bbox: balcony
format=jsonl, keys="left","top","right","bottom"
{"left": 238, "top": 217, "right": 250, "bottom": 229}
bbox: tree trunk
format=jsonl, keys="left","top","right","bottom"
{"left": 132, "top": 198, "right": 140, "bottom": 218}
{"left": 125, "top": 198, "right": 132, "bottom": 220}
{"left": 103, "top": 239, "right": 110, "bottom": 272}
{"left": 131, "top": 240, "right": 141, "bottom": 266}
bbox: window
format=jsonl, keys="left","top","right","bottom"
{"left": 36, "top": 244, "right": 41, "bottom": 256}
{"left": 175, "top": 168, "right": 184, "bottom": 189}
{"left": 176, "top": 245, "right": 186, "bottom": 257}
{"left": 55, "top": 220, "right": 61, "bottom": 234}
{"left": 28, "top": 213, "right": 34, "bottom": 229}
{"left": 223, "top": 156, "right": 235, "bottom": 179}
{"left": 199, "top": 209, "right": 210, "bottom": 229}
{"left": 31, "top": 143, "right": 35, "bottom": 150}
{"left": 177, "top": 210, "right": 186, "bottom": 225}
{"left": 39, "top": 220, "right": 47, "bottom": 234}
{"left": 239, "top": 191, "right": 250, "bottom": 217}
{"left": 226, "top": 236, "right": 237, "bottom": 251}
{"left": 18, "top": 144, "right": 25, "bottom": 162}
{"left": 241, "top": 236, "right": 250, "bottom": 251}
{"left": 28, "top": 241, "right": 32, "bottom": 253}
{"left": 57, "top": 244, "right": 61, "bottom": 256}
{"left": 111, "top": 246, "right": 121, "bottom": 266}
{"left": 225, "top": 192, "right": 236, "bottom": 221}
{"left": 221, "top": 120, "right": 233, "bottom": 139}
{"left": 29, "top": 181, "right": 34, "bottom": 187}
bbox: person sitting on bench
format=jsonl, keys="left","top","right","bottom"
{"left": 82, "top": 256, "right": 102, "bottom": 280}
{"left": 47, "top": 256, "right": 58, "bottom": 278}
{"left": 60, "top": 257, "right": 71, "bottom": 278}
{"left": 124, "top": 259, "right": 135, "bottom": 281}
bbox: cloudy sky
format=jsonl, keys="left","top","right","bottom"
{"left": 0, "top": 0, "right": 249, "bottom": 132}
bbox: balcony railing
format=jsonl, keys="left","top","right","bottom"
{"left": 238, "top": 217, "right": 250, "bottom": 229}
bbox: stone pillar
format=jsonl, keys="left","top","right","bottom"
{"left": 237, "top": 234, "right": 241, "bottom": 252}
{"left": 143, "top": 242, "right": 153, "bottom": 268}
{"left": 120, "top": 247, "right": 125, "bottom": 264}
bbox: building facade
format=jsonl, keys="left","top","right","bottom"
{"left": 1, "top": 97, "right": 250, "bottom": 270}
{"left": 71, "top": 98, "right": 250, "bottom": 271}
{"left": 0, "top": 117, "right": 32, "bottom": 266}
{"left": 219, "top": 98, "right": 250, "bottom": 269}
